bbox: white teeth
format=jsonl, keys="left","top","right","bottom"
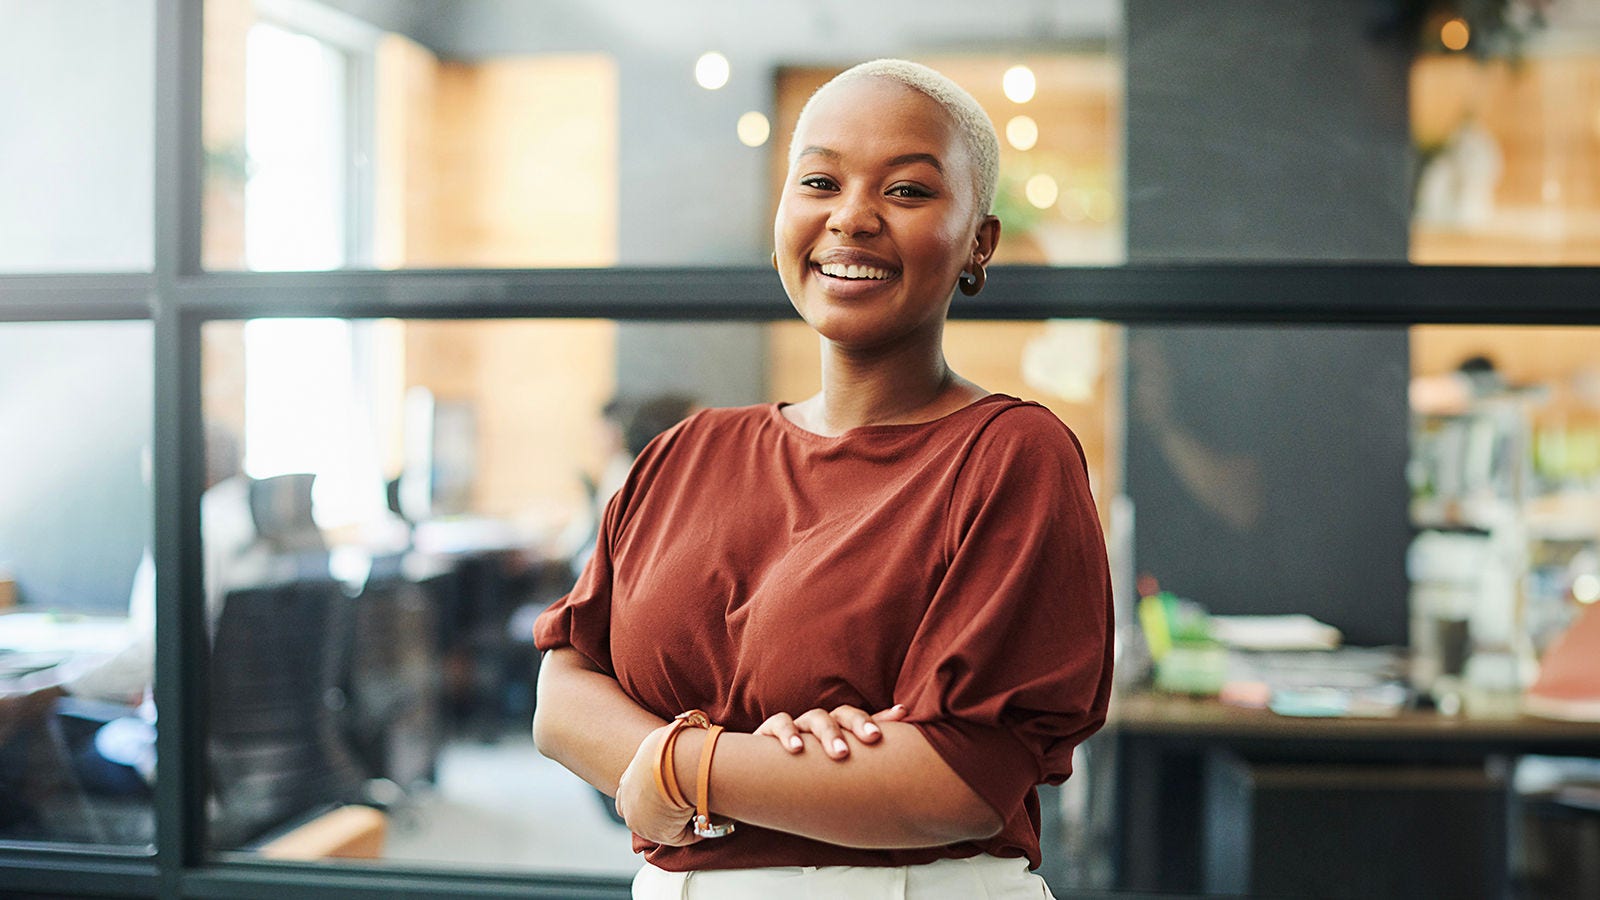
{"left": 819, "top": 262, "right": 892, "bottom": 280}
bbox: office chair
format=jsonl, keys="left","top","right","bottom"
{"left": 207, "top": 575, "right": 367, "bottom": 850}
{"left": 343, "top": 567, "right": 442, "bottom": 791}
{"left": 248, "top": 474, "right": 320, "bottom": 547}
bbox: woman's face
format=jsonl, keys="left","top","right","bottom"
{"left": 774, "top": 77, "right": 999, "bottom": 352}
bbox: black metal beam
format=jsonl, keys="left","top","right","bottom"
{"left": 0, "top": 850, "right": 158, "bottom": 896}
{"left": 162, "top": 263, "right": 1600, "bottom": 325}
{"left": 179, "top": 864, "right": 632, "bottom": 900}
{"left": 152, "top": 3, "right": 208, "bottom": 900}
{"left": 0, "top": 274, "right": 153, "bottom": 321}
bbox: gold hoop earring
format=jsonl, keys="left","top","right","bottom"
{"left": 770, "top": 251, "right": 778, "bottom": 271}
{"left": 958, "top": 265, "right": 986, "bottom": 297}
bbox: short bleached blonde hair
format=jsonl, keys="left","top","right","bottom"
{"left": 788, "top": 59, "right": 1001, "bottom": 216}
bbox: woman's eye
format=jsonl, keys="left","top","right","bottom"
{"left": 799, "top": 176, "right": 837, "bottom": 191}
{"left": 888, "top": 185, "right": 932, "bottom": 199}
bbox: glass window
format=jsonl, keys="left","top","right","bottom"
{"left": 0, "top": 0, "right": 154, "bottom": 273}
{"left": 200, "top": 0, "right": 1122, "bottom": 270}
{"left": 196, "top": 316, "right": 1600, "bottom": 894}
{"left": 0, "top": 320, "right": 155, "bottom": 853}
{"left": 197, "top": 316, "right": 1123, "bottom": 874}
{"left": 202, "top": 317, "right": 633, "bottom": 871}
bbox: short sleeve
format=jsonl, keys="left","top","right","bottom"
{"left": 532, "top": 413, "right": 699, "bottom": 675}
{"left": 895, "top": 406, "right": 1114, "bottom": 822}
{"left": 533, "top": 488, "right": 623, "bottom": 675}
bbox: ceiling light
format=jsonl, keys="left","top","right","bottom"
{"left": 695, "top": 52, "right": 730, "bottom": 90}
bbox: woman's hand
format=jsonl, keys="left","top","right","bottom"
{"left": 614, "top": 723, "right": 703, "bottom": 846}
{"left": 754, "top": 703, "right": 907, "bottom": 760}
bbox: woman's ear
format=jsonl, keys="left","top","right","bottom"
{"left": 971, "top": 215, "right": 1001, "bottom": 267}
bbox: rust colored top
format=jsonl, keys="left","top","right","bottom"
{"left": 534, "top": 394, "right": 1113, "bottom": 871}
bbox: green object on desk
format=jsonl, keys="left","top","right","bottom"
{"left": 1139, "top": 594, "right": 1174, "bottom": 661}
{"left": 1139, "top": 591, "right": 1214, "bottom": 661}
{"left": 1154, "top": 643, "right": 1230, "bottom": 695}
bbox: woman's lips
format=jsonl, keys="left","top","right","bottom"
{"left": 817, "top": 262, "right": 895, "bottom": 281}
{"left": 810, "top": 261, "right": 900, "bottom": 298}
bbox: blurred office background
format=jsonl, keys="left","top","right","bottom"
{"left": 4, "top": 1, "right": 1600, "bottom": 898}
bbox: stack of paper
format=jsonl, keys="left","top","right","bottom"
{"left": 1209, "top": 614, "right": 1343, "bottom": 651}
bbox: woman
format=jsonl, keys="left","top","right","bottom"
{"left": 533, "top": 59, "right": 1113, "bottom": 898}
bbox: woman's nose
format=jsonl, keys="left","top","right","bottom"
{"left": 827, "top": 189, "right": 882, "bottom": 238}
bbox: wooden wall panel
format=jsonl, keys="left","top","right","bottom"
{"left": 403, "top": 320, "right": 616, "bottom": 523}
{"left": 373, "top": 33, "right": 440, "bottom": 269}
{"left": 1412, "top": 325, "right": 1600, "bottom": 422}
{"left": 1411, "top": 54, "right": 1600, "bottom": 264}
{"left": 201, "top": 0, "right": 251, "bottom": 270}
{"left": 425, "top": 56, "right": 618, "bottom": 268}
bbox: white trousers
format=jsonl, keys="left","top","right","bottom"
{"left": 632, "top": 854, "right": 1055, "bottom": 899}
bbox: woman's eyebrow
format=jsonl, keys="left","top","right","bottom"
{"left": 797, "top": 146, "right": 840, "bottom": 161}
{"left": 795, "top": 147, "right": 943, "bottom": 174}
{"left": 886, "top": 152, "right": 943, "bottom": 173}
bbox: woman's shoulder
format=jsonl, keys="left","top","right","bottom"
{"left": 660, "top": 403, "right": 773, "bottom": 443}
{"left": 684, "top": 403, "right": 774, "bottom": 428}
{"left": 969, "top": 395, "right": 1081, "bottom": 443}
{"left": 960, "top": 395, "right": 1089, "bottom": 471}
{"left": 630, "top": 403, "right": 774, "bottom": 462}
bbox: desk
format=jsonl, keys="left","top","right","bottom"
{"left": 1106, "top": 691, "right": 1600, "bottom": 896}
{"left": 0, "top": 612, "right": 149, "bottom": 847}
{"left": 0, "top": 612, "right": 131, "bottom": 690}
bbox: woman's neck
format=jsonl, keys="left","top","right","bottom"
{"left": 790, "top": 335, "right": 986, "bottom": 436}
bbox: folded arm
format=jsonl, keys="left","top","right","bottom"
{"left": 661, "top": 722, "right": 1003, "bottom": 848}
{"left": 533, "top": 647, "right": 1001, "bottom": 849}
{"left": 531, "top": 647, "right": 666, "bottom": 794}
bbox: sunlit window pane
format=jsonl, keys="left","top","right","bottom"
{"left": 243, "top": 22, "right": 347, "bottom": 271}
{"left": 242, "top": 319, "right": 387, "bottom": 529}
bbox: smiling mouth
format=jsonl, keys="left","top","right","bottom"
{"left": 815, "top": 262, "right": 898, "bottom": 281}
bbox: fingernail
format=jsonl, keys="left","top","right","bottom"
{"left": 832, "top": 738, "right": 849, "bottom": 755}
{"left": 788, "top": 736, "right": 803, "bottom": 750}
{"left": 863, "top": 723, "right": 880, "bottom": 736}
{"left": 891, "top": 704, "right": 906, "bottom": 711}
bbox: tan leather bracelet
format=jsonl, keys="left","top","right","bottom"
{"left": 692, "top": 724, "right": 735, "bottom": 838}
{"left": 653, "top": 709, "right": 708, "bottom": 808}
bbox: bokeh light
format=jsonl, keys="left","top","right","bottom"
{"left": 1575, "top": 572, "right": 1600, "bottom": 604}
{"left": 737, "top": 111, "right": 770, "bottom": 147}
{"left": 1025, "top": 173, "right": 1059, "bottom": 209}
{"left": 1003, "top": 65, "right": 1036, "bottom": 103}
{"left": 695, "top": 52, "right": 730, "bottom": 90}
{"left": 1005, "top": 115, "right": 1039, "bottom": 151}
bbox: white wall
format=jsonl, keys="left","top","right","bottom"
{"left": 0, "top": 321, "right": 152, "bottom": 613}
{"left": 0, "top": 0, "right": 154, "bottom": 272}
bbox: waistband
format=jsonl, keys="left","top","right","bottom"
{"left": 632, "top": 853, "right": 1053, "bottom": 899}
